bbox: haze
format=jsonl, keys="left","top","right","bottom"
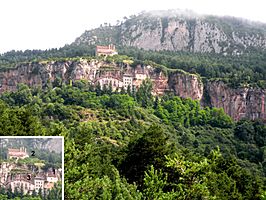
{"left": 1, "top": 0, "right": 266, "bottom": 53}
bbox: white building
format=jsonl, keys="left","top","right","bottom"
{"left": 6, "top": 174, "right": 35, "bottom": 195}
{"left": 9, "top": 180, "right": 35, "bottom": 194}
{"left": 134, "top": 65, "right": 148, "bottom": 80}
{"left": 34, "top": 177, "right": 45, "bottom": 191}
{"left": 123, "top": 75, "right": 133, "bottom": 89}
{"left": 97, "top": 77, "right": 123, "bottom": 90}
{"left": 46, "top": 172, "right": 58, "bottom": 183}
{"left": 135, "top": 73, "right": 147, "bottom": 80}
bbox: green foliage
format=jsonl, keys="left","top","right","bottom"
{"left": 0, "top": 80, "right": 265, "bottom": 199}
{"left": 0, "top": 45, "right": 95, "bottom": 69}
{"left": 119, "top": 125, "right": 172, "bottom": 187}
{"left": 154, "top": 95, "right": 233, "bottom": 128}
{"left": 143, "top": 166, "right": 178, "bottom": 200}
{"left": 64, "top": 135, "right": 141, "bottom": 199}
{"left": 138, "top": 148, "right": 264, "bottom": 199}
{"left": 0, "top": 100, "right": 44, "bottom": 136}
{"left": 103, "top": 94, "right": 136, "bottom": 117}
{"left": 46, "top": 182, "right": 62, "bottom": 200}
{"left": 261, "top": 191, "right": 266, "bottom": 200}
{"left": 0, "top": 189, "right": 42, "bottom": 200}
{"left": 136, "top": 79, "right": 153, "bottom": 108}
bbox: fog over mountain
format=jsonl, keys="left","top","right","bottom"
{"left": 74, "top": 9, "right": 266, "bottom": 55}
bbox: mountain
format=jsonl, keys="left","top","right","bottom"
{"left": 73, "top": 9, "right": 266, "bottom": 55}
{"left": 0, "top": 10, "right": 265, "bottom": 122}
{"left": 0, "top": 9, "right": 265, "bottom": 199}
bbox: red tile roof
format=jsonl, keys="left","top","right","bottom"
{"left": 8, "top": 148, "right": 28, "bottom": 157}
{"left": 96, "top": 45, "right": 117, "bottom": 55}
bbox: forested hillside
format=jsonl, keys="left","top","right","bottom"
{"left": 0, "top": 79, "right": 265, "bottom": 199}
{"left": 1, "top": 6, "right": 266, "bottom": 200}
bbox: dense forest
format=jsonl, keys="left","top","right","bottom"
{"left": 0, "top": 78, "right": 264, "bottom": 199}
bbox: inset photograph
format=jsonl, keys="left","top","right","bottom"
{"left": 0, "top": 136, "right": 63, "bottom": 200}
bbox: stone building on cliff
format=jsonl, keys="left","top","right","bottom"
{"left": 8, "top": 147, "right": 29, "bottom": 160}
{"left": 95, "top": 44, "right": 118, "bottom": 56}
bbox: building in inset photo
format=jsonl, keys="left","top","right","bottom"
{"left": 0, "top": 136, "right": 64, "bottom": 200}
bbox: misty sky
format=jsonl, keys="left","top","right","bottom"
{"left": 1, "top": 0, "right": 266, "bottom": 53}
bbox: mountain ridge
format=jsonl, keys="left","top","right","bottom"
{"left": 73, "top": 9, "right": 266, "bottom": 55}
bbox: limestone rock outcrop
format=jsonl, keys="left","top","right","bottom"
{"left": 0, "top": 60, "right": 264, "bottom": 121}
{"left": 74, "top": 10, "right": 266, "bottom": 55}
{"left": 206, "top": 81, "right": 266, "bottom": 121}
{"left": 168, "top": 72, "right": 203, "bottom": 100}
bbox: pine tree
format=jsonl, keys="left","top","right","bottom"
{"left": 120, "top": 86, "right": 126, "bottom": 94}
{"left": 0, "top": 186, "right": 6, "bottom": 195}
{"left": 136, "top": 79, "right": 153, "bottom": 107}
{"left": 19, "top": 184, "right": 24, "bottom": 198}
{"left": 102, "top": 84, "right": 108, "bottom": 94}
{"left": 153, "top": 96, "right": 159, "bottom": 109}
{"left": 107, "top": 83, "right": 113, "bottom": 95}
{"left": 120, "top": 124, "right": 171, "bottom": 188}
{"left": 32, "top": 189, "right": 37, "bottom": 197}
{"left": 14, "top": 186, "right": 19, "bottom": 198}
{"left": 95, "top": 82, "right": 102, "bottom": 96}
{"left": 131, "top": 85, "right": 137, "bottom": 99}
{"left": 126, "top": 85, "right": 132, "bottom": 96}
{"left": 38, "top": 188, "right": 42, "bottom": 197}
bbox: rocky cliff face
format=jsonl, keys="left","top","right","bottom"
{"left": 74, "top": 10, "right": 266, "bottom": 55}
{"left": 0, "top": 60, "right": 98, "bottom": 93}
{"left": 0, "top": 59, "right": 203, "bottom": 100}
{"left": 207, "top": 81, "right": 266, "bottom": 121}
{"left": 0, "top": 60, "right": 264, "bottom": 121}
{"left": 168, "top": 72, "right": 203, "bottom": 100}
{"left": 119, "top": 17, "right": 230, "bottom": 54}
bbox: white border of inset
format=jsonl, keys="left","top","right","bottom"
{"left": 0, "top": 136, "right": 64, "bottom": 200}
